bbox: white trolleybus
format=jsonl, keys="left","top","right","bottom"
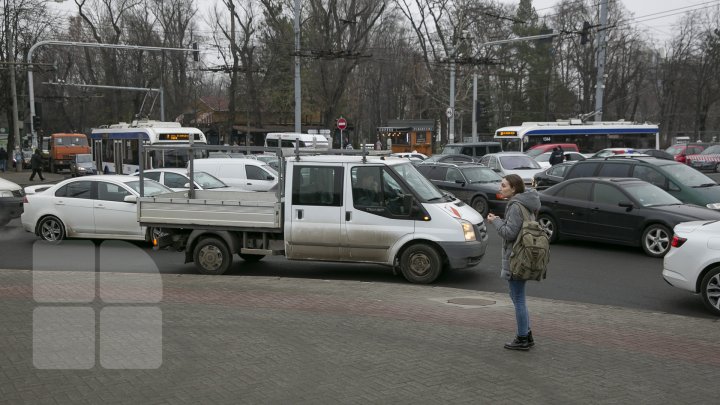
{"left": 493, "top": 120, "right": 660, "bottom": 153}
{"left": 90, "top": 120, "right": 208, "bottom": 174}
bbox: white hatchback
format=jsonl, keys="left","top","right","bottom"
{"left": 21, "top": 175, "right": 172, "bottom": 242}
{"left": 478, "top": 152, "right": 544, "bottom": 186}
{"left": 663, "top": 220, "right": 720, "bottom": 316}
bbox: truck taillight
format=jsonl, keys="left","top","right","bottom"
{"left": 671, "top": 235, "right": 687, "bottom": 248}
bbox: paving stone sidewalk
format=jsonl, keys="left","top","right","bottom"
{"left": 0, "top": 268, "right": 718, "bottom": 404}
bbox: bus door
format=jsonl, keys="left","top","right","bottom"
{"left": 94, "top": 140, "right": 103, "bottom": 173}
{"left": 113, "top": 140, "right": 124, "bottom": 174}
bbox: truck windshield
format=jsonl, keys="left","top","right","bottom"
{"left": 392, "top": 163, "right": 443, "bottom": 201}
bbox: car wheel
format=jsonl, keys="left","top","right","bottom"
{"left": 641, "top": 224, "right": 672, "bottom": 258}
{"left": 399, "top": 243, "right": 442, "bottom": 284}
{"left": 239, "top": 254, "right": 265, "bottom": 262}
{"left": 193, "top": 237, "right": 232, "bottom": 275}
{"left": 471, "top": 196, "right": 489, "bottom": 217}
{"left": 700, "top": 267, "right": 720, "bottom": 316}
{"left": 715, "top": 163, "right": 720, "bottom": 173}
{"left": 148, "top": 227, "right": 165, "bottom": 243}
{"left": 537, "top": 213, "right": 559, "bottom": 243}
{"left": 38, "top": 216, "right": 66, "bottom": 242}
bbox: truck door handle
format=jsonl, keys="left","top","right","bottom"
{"left": 296, "top": 209, "right": 303, "bottom": 220}
{"left": 55, "top": 201, "right": 64, "bottom": 206}
{"left": 346, "top": 211, "right": 351, "bottom": 221}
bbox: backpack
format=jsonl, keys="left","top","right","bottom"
{"left": 509, "top": 204, "right": 549, "bottom": 281}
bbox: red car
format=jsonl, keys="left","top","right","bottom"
{"left": 686, "top": 144, "right": 720, "bottom": 172}
{"left": 665, "top": 143, "right": 707, "bottom": 164}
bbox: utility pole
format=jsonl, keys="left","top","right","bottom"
{"left": 594, "top": 0, "right": 609, "bottom": 122}
{"left": 472, "top": 69, "right": 478, "bottom": 142}
{"left": 448, "top": 46, "right": 456, "bottom": 144}
{"left": 7, "top": 17, "right": 21, "bottom": 158}
{"left": 294, "top": 0, "right": 301, "bottom": 133}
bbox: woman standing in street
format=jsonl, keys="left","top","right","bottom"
{"left": 486, "top": 174, "right": 541, "bottom": 351}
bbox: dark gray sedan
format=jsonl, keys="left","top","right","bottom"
{"left": 416, "top": 162, "right": 507, "bottom": 217}
{"left": 538, "top": 177, "right": 720, "bottom": 257}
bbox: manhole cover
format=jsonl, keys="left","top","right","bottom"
{"left": 447, "top": 298, "right": 496, "bottom": 306}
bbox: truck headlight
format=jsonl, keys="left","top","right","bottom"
{"left": 461, "top": 220, "right": 476, "bottom": 241}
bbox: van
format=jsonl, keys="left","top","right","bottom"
{"left": 192, "top": 158, "right": 279, "bottom": 191}
{"left": 441, "top": 142, "right": 502, "bottom": 158}
{"left": 265, "top": 132, "right": 330, "bottom": 150}
{"left": 563, "top": 156, "right": 720, "bottom": 210}
{"left": 525, "top": 143, "right": 579, "bottom": 158}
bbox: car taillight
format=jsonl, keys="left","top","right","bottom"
{"left": 23, "top": 196, "right": 28, "bottom": 204}
{"left": 671, "top": 235, "right": 687, "bottom": 248}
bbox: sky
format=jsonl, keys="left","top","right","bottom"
{"left": 49, "top": 0, "right": 718, "bottom": 43}
{"left": 510, "top": 0, "right": 720, "bottom": 41}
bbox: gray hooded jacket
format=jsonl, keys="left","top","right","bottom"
{"left": 491, "top": 189, "right": 541, "bottom": 280}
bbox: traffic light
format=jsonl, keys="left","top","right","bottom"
{"left": 192, "top": 42, "right": 199, "bottom": 62}
{"left": 580, "top": 21, "right": 591, "bottom": 45}
{"left": 32, "top": 115, "right": 41, "bottom": 129}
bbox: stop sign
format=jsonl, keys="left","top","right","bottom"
{"left": 337, "top": 117, "right": 347, "bottom": 130}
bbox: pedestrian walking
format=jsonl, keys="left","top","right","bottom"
{"left": 0, "top": 147, "right": 7, "bottom": 172}
{"left": 29, "top": 149, "right": 45, "bottom": 181}
{"left": 375, "top": 138, "right": 382, "bottom": 151}
{"left": 486, "top": 174, "right": 541, "bottom": 351}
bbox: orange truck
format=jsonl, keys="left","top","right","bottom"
{"left": 48, "top": 133, "right": 91, "bottom": 173}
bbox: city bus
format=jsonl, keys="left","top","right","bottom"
{"left": 90, "top": 120, "right": 208, "bottom": 174}
{"left": 493, "top": 120, "right": 660, "bottom": 153}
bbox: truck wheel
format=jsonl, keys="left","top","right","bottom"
{"left": 400, "top": 243, "right": 441, "bottom": 284}
{"left": 239, "top": 254, "right": 265, "bottom": 262}
{"left": 193, "top": 237, "right": 232, "bottom": 275}
{"left": 700, "top": 267, "right": 720, "bottom": 316}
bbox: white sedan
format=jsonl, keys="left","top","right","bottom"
{"left": 21, "top": 175, "right": 172, "bottom": 242}
{"left": 133, "top": 168, "right": 248, "bottom": 192}
{"left": 533, "top": 151, "right": 587, "bottom": 168}
{"left": 663, "top": 220, "right": 720, "bottom": 316}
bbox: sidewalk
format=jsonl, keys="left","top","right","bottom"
{"left": 0, "top": 168, "right": 66, "bottom": 187}
{"left": 0, "top": 268, "right": 717, "bottom": 404}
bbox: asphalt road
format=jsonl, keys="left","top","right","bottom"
{"left": 1, "top": 215, "right": 714, "bottom": 320}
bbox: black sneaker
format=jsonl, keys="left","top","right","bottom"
{"left": 504, "top": 335, "right": 530, "bottom": 351}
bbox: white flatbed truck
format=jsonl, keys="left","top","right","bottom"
{"left": 138, "top": 153, "right": 488, "bottom": 283}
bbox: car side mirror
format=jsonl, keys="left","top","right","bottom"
{"left": 123, "top": 195, "right": 138, "bottom": 203}
{"left": 618, "top": 200, "right": 633, "bottom": 211}
{"left": 267, "top": 175, "right": 275, "bottom": 180}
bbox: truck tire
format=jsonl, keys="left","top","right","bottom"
{"left": 239, "top": 254, "right": 265, "bottom": 262}
{"left": 193, "top": 237, "right": 232, "bottom": 275}
{"left": 399, "top": 243, "right": 442, "bottom": 284}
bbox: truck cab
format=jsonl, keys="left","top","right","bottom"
{"left": 282, "top": 156, "right": 488, "bottom": 283}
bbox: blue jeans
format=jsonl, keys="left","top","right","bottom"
{"left": 0, "top": 159, "right": 5, "bottom": 172}
{"left": 508, "top": 279, "right": 530, "bottom": 337}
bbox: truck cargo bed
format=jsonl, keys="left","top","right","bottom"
{"left": 138, "top": 190, "right": 282, "bottom": 230}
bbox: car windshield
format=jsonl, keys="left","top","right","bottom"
{"left": 534, "top": 153, "right": 551, "bottom": 162}
{"left": 499, "top": 155, "right": 541, "bottom": 169}
{"left": 194, "top": 172, "right": 227, "bottom": 189}
{"left": 662, "top": 163, "right": 717, "bottom": 187}
{"left": 525, "top": 149, "right": 545, "bottom": 158}
{"left": 700, "top": 145, "right": 720, "bottom": 154}
{"left": 665, "top": 145, "right": 685, "bottom": 154}
{"left": 76, "top": 154, "right": 92, "bottom": 163}
{"left": 125, "top": 180, "right": 173, "bottom": 196}
{"left": 391, "top": 162, "right": 444, "bottom": 201}
{"left": 461, "top": 167, "right": 502, "bottom": 183}
{"left": 623, "top": 183, "right": 682, "bottom": 207}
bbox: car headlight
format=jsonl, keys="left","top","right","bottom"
{"left": 78, "top": 167, "right": 86, "bottom": 172}
{"left": 0, "top": 191, "right": 13, "bottom": 198}
{"left": 706, "top": 203, "right": 720, "bottom": 210}
{"left": 461, "top": 220, "right": 476, "bottom": 241}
